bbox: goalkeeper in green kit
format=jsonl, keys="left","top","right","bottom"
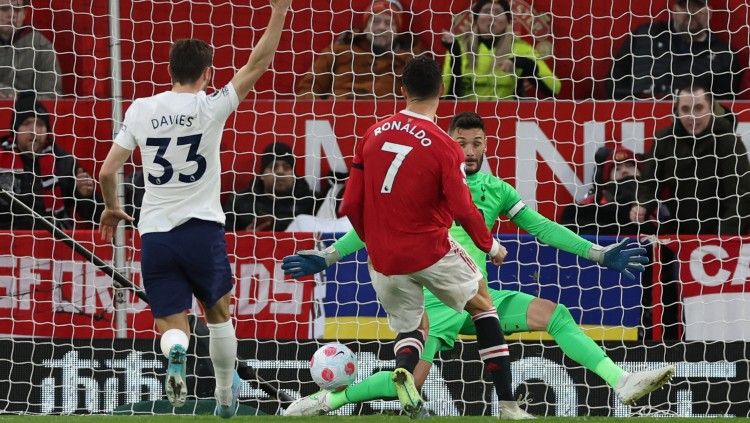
{"left": 282, "top": 112, "right": 674, "bottom": 418}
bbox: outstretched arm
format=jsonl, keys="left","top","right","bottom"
{"left": 230, "top": 0, "right": 291, "bottom": 100}
{"left": 281, "top": 229, "right": 366, "bottom": 278}
{"left": 510, "top": 202, "right": 647, "bottom": 280}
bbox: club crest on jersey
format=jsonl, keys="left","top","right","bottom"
{"left": 209, "top": 86, "right": 230, "bottom": 101}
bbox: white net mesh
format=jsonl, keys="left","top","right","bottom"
{"left": 1, "top": 0, "right": 749, "bottom": 417}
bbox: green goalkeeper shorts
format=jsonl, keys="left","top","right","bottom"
{"left": 420, "top": 288, "right": 536, "bottom": 363}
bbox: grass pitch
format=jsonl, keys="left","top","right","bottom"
{"left": 1, "top": 417, "right": 749, "bottom": 422}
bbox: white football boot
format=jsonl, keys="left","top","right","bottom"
{"left": 284, "top": 391, "right": 333, "bottom": 416}
{"left": 499, "top": 399, "right": 535, "bottom": 420}
{"left": 615, "top": 365, "right": 675, "bottom": 405}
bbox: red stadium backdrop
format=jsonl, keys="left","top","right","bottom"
{"left": 665, "top": 237, "right": 750, "bottom": 342}
{"left": 4, "top": 99, "right": 750, "bottom": 228}
{"left": 3, "top": 229, "right": 750, "bottom": 342}
{"left": 0, "top": 231, "right": 316, "bottom": 339}
{"left": 25, "top": 0, "right": 750, "bottom": 99}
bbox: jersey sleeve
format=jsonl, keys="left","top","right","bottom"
{"left": 442, "top": 142, "right": 495, "bottom": 253}
{"left": 113, "top": 101, "right": 138, "bottom": 151}
{"left": 333, "top": 229, "right": 366, "bottom": 257}
{"left": 495, "top": 179, "right": 525, "bottom": 219}
{"left": 508, "top": 195, "right": 593, "bottom": 258}
{"left": 205, "top": 82, "right": 240, "bottom": 123}
{"left": 340, "top": 136, "right": 366, "bottom": 240}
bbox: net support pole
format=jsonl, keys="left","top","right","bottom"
{"left": 108, "top": 0, "right": 128, "bottom": 338}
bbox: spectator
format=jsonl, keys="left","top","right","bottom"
{"left": 295, "top": 0, "right": 425, "bottom": 99}
{"left": 224, "top": 142, "right": 316, "bottom": 231}
{"left": 633, "top": 84, "right": 750, "bottom": 235}
{"left": 561, "top": 146, "right": 656, "bottom": 235}
{"left": 0, "top": 93, "right": 100, "bottom": 229}
{"left": 441, "top": 0, "right": 560, "bottom": 99}
{"left": 286, "top": 170, "right": 353, "bottom": 232}
{"left": 0, "top": 0, "right": 61, "bottom": 98}
{"left": 609, "top": 0, "right": 739, "bottom": 100}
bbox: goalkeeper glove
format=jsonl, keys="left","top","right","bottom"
{"left": 588, "top": 238, "right": 648, "bottom": 280}
{"left": 281, "top": 246, "right": 341, "bottom": 278}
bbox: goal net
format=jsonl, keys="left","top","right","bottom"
{"left": 1, "top": 0, "right": 749, "bottom": 417}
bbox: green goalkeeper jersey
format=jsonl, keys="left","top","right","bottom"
{"left": 450, "top": 171, "right": 593, "bottom": 279}
{"left": 333, "top": 171, "right": 594, "bottom": 281}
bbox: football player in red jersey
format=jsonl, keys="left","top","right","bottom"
{"left": 340, "top": 56, "right": 514, "bottom": 418}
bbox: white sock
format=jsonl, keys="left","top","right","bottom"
{"left": 207, "top": 319, "right": 237, "bottom": 389}
{"left": 160, "top": 329, "right": 189, "bottom": 358}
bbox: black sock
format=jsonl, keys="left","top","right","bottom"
{"left": 473, "top": 310, "right": 513, "bottom": 401}
{"left": 393, "top": 329, "right": 425, "bottom": 373}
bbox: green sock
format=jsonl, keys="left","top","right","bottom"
{"left": 594, "top": 357, "right": 627, "bottom": 388}
{"left": 546, "top": 304, "right": 625, "bottom": 388}
{"left": 328, "top": 371, "right": 398, "bottom": 410}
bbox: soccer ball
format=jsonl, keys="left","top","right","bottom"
{"left": 309, "top": 342, "right": 358, "bottom": 391}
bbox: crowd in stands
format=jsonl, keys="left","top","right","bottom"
{"left": 0, "top": 92, "right": 100, "bottom": 229}
{"left": 1, "top": 0, "right": 749, "bottom": 242}
{"left": 0, "top": 0, "right": 60, "bottom": 98}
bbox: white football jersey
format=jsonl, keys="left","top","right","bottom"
{"left": 114, "top": 83, "right": 239, "bottom": 234}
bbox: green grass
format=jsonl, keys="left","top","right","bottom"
{"left": 1, "top": 418, "right": 750, "bottom": 422}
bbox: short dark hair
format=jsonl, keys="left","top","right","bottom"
{"left": 675, "top": 81, "right": 713, "bottom": 105}
{"left": 401, "top": 56, "right": 442, "bottom": 100}
{"left": 449, "top": 112, "right": 485, "bottom": 134}
{"left": 169, "top": 39, "right": 213, "bottom": 85}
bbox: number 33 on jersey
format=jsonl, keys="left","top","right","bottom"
{"left": 113, "top": 83, "right": 240, "bottom": 234}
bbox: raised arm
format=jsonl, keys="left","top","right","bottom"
{"left": 230, "top": 0, "right": 291, "bottom": 100}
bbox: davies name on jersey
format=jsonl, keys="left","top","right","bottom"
{"left": 150, "top": 114, "right": 196, "bottom": 129}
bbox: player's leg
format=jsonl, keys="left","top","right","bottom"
{"left": 201, "top": 292, "right": 240, "bottom": 417}
{"left": 367, "top": 263, "right": 426, "bottom": 417}
{"left": 529, "top": 298, "right": 626, "bottom": 386}
{"left": 463, "top": 290, "right": 624, "bottom": 386}
{"left": 285, "top": 337, "right": 442, "bottom": 417}
{"left": 462, "top": 282, "right": 523, "bottom": 410}
{"left": 419, "top": 242, "right": 528, "bottom": 419}
{"left": 179, "top": 219, "right": 239, "bottom": 417}
{"left": 526, "top": 298, "right": 673, "bottom": 404}
{"left": 141, "top": 231, "right": 194, "bottom": 408}
{"left": 286, "top": 288, "right": 457, "bottom": 417}
{"left": 473, "top": 290, "right": 672, "bottom": 404}
{"left": 335, "top": 339, "right": 440, "bottom": 407}
{"left": 154, "top": 313, "right": 192, "bottom": 409}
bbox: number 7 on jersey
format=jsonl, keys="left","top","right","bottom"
{"left": 380, "top": 142, "right": 413, "bottom": 193}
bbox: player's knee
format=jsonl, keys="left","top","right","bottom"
{"left": 203, "top": 293, "right": 232, "bottom": 324}
{"left": 553, "top": 303, "right": 572, "bottom": 320}
{"left": 546, "top": 302, "right": 574, "bottom": 332}
{"left": 526, "top": 298, "right": 560, "bottom": 331}
{"left": 540, "top": 299, "right": 559, "bottom": 325}
{"left": 464, "top": 292, "right": 494, "bottom": 316}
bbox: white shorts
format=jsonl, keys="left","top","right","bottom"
{"left": 368, "top": 239, "right": 483, "bottom": 333}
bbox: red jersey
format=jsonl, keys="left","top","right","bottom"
{"left": 340, "top": 109, "right": 495, "bottom": 275}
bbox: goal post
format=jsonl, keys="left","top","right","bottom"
{"left": 1, "top": 0, "right": 749, "bottom": 417}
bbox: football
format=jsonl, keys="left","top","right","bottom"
{"left": 309, "top": 342, "right": 358, "bottom": 391}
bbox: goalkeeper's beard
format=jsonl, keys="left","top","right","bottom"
{"left": 465, "top": 155, "right": 483, "bottom": 175}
